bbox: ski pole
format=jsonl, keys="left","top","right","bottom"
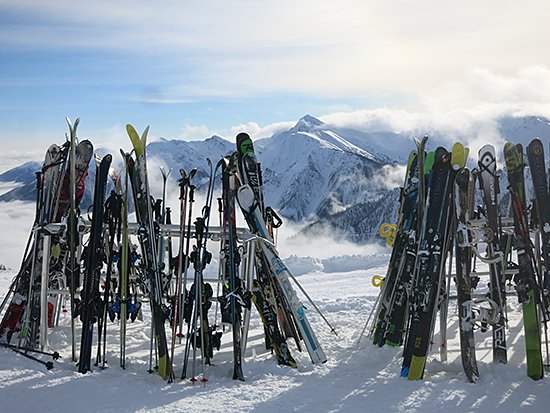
{"left": 357, "top": 289, "right": 382, "bottom": 345}
{"left": 257, "top": 236, "right": 338, "bottom": 336}
{"left": 3, "top": 344, "right": 54, "bottom": 370}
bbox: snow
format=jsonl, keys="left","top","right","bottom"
{"left": 1, "top": 255, "right": 549, "bottom": 412}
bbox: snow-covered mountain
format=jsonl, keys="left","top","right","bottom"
{"left": 0, "top": 161, "right": 41, "bottom": 201}
{"left": 251, "top": 115, "right": 397, "bottom": 221}
{"left": 1, "top": 114, "right": 550, "bottom": 244}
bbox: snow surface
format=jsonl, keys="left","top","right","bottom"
{"left": 1, "top": 255, "right": 549, "bottom": 412}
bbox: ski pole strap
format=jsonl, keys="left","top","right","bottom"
{"left": 265, "top": 207, "right": 283, "bottom": 229}
{"left": 372, "top": 275, "right": 385, "bottom": 288}
{"left": 379, "top": 223, "right": 396, "bottom": 238}
{"left": 379, "top": 223, "right": 396, "bottom": 247}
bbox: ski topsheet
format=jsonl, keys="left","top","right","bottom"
{"left": 520, "top": 139, "right": 550, "bottom": 380}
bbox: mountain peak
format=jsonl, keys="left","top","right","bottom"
{"left": 291, "top": 115, "right": 324, "bottom": 133}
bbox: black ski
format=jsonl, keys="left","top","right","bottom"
{"left": 477, "top": 144, "right": 507, "bottom": 364}
{"left": 527, "top": 138, "right": 550, "bottom": 320}
{"left": 403, "top": 146, "right": 455, "bottom": 380}
{"left": 78, "top": 154, "right": 112, "bottom": 374}
{"left": 454, "top": 168, "right": 479, "bottom": 382}
{"left": 221, "top": 153, "right": 246, "bottom": 380}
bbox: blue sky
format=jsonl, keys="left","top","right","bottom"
{"left": 1, "top": 0, "right": 550, "bottom": 170}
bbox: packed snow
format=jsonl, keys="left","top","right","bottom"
{"left": 1, "top": 241, "right": 549, "bottom": 412}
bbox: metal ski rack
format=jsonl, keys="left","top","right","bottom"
{"left": 36, "top": 219, "right": 257, "bottom": 357}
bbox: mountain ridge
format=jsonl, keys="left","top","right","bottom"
{"left": 1, "top": 114, "right": 549, "bottom": 244}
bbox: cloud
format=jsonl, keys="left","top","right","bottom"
{"left": 0, "top": 201, "right": 35, "bottom": 269}
{"left": 228, "top": 121, "right": 295, "bottom": 141}
{"left": 422, "top": 66, "right": 550, "bottom": 111}
{"left": 274, "top": 218, "right": 387, "bottom": 261}
{"left": 372, "top": 164, "right": 409, "bottom": 192}
{"left": 175, "top": 121, "right": 296, "bottom": 143}
{"left": 3, "top": 0, "right": 548, "bottom": 99}
{"left": 319, "top": 66, "right": 550, "bottom": 160}
{"left": 179, "top": 125, "right": 213, "bottom": 141}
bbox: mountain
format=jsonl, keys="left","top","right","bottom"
{"left": 1, "top": 114, "right": 550, "bottom": 244}
{"left": 498, "top": 116, "right": 550, "bottom": 142}
{"left": 0, "top": 161, "right": 41, "bottom": 202}
{"left": 252, "top": 115, "right": 397, "bottom": 221}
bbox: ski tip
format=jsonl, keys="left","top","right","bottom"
{"left": 237, "top": 133, "right": 254, "bottom": 154}
{"left": 478, "top": 143, "right": 495, "bottom": 158}
{"left": 140, "top": 125, "right": 150, "bottom": 151}
{"left": 236, "top": 132, "right": 250, "bottom": 140}
{"left": 142, "top": 125, "right": 150, "bottom": 138}
{"left": 125, "top": 124, "right": 136, "bottom": 134}
{"left": 215, "top": 157, "right": 226, "bottom": 170}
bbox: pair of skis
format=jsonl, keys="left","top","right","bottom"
{"left": 505, "top": 140, "right": 546, "bottom": 380}
{"left": 126, "top": 125, "right": 171, "bottom": 380}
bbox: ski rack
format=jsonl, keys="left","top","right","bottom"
{"left": 36, "top": 220, "right": 258, "bottom": 354}
{"left": 436, "top": 213, "right": 550, "bottom": 367}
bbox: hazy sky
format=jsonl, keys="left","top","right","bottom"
{"left": 1, "top": 0, "right": 550, "bottom": 170}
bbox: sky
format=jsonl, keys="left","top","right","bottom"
{"left": 1, "top": 0, "right": 550, "bottom": 171}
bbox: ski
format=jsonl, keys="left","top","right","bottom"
{"left": 526, "top": 138, "right": 550, "bottom": 321}
{"left": 126, "top": 124, "right": 171, "bottom": 380}
{"left": 371, "top": 151, "right": 418, "bottom": 346}
{"left": 78, "top": 154, "right": 112, "bottom": 374}
{"left": 402, "top": 146, "right": 456, "bottom": 380}
{"left": 236, "top": 133, "right": 326, "bottom": 364}
{"left": 235, "top": 134, "right": 297, "bottom": 365}
{"left": 220, "top": 153, "right": 246, "bottom": 380}
{"left": 182, "top": 158, "right": 221, "bottom": 383}
{"left": 477, "top": 144, "right": 507, "bottom": 364}
{"left": 373, "top": 151, "right": 420, "bottom": 346}
{"left": 119, "top": 150, "right": 131, "bottom": 369}
{"left": 513, "top": 140, "right": 546, "bottom": 380}
{"left": 454, "top": 167, "right": 480, "bottom": 383}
